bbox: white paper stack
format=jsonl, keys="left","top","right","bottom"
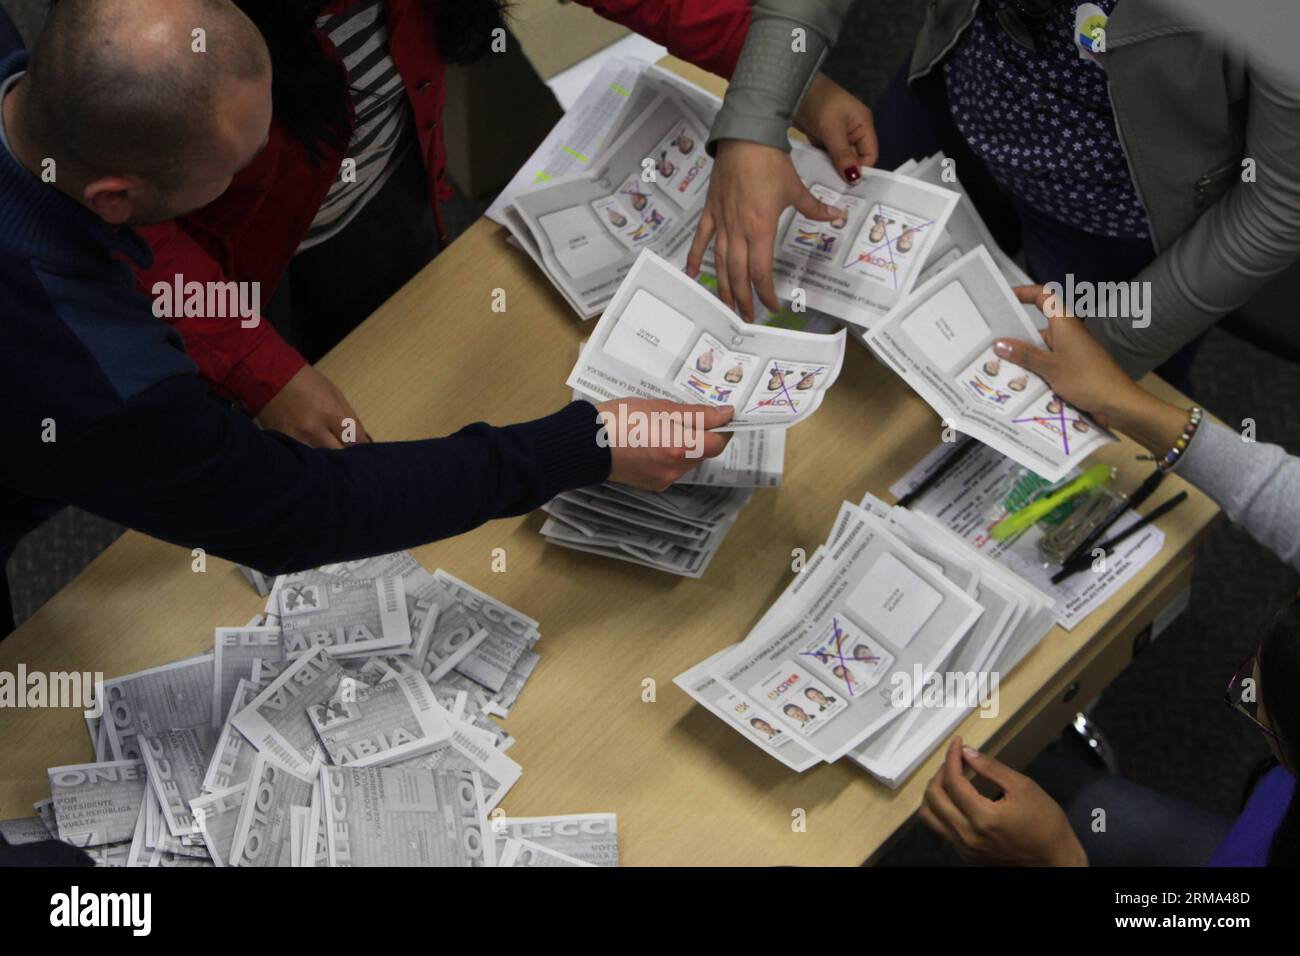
{"left": 675, "top": 494, "right": 1056, "bottom": 788}
{"left": 542, "top": 481, "right": 754, "bottom": 578}
{"left": 7, "top": 551, "right": 621, "bottom": 867}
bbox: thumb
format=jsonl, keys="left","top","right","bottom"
{"left": 959, "top": 743, "right": 1021, "bottom": 792}
{"left": 993, "top": 337, "right": 1052, "bottom": 375}
{"left": 792, "top": 186, "right": 844, "bottom": 223}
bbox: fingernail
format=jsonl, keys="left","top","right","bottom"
{"left": 993, "top": 340, "right": 1012, "bottom": 357}
{"left": 844, "top": 166, "right": 860, "bottom": 182}
{"left": 962, "top": 746, "right": 980, "bottom": 759}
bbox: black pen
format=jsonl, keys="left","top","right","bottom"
{"left": 896, "top": 436, "right": 977, "bottom": 509}
{"left": 1050, "top": 490, "right": 1189, "bottom": 584}
{"left": 1058, "top": 466, "right": 1166, "bottom": 569}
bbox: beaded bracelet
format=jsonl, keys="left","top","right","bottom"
{"left": 1157, "top": 406, "right": 1203, "bottom": 472}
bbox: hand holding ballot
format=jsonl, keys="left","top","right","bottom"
{"left": 598, "top": 398, "right": 735, "bottom": 492}
{"left": 687, "top": 74, "right": 879, "bottom": 321}
{"left": 570, "top": 251, "right": 846, "bottom": 431}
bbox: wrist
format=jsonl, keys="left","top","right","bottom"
{"left": 1050, "top": 835, "right": 1090, "bottom": 867}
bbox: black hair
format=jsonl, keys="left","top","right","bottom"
{"left": 233, "top": 0, "right": 510, "bottom": 163}
{"left": 1259, "top": 594, "right": 1300, "bottom": 866}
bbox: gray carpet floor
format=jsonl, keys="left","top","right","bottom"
{"left": 5, "top": 0, "right": 1297, "bottom": 866}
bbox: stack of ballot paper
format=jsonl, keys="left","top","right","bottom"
{"left": 675, "top": 493, "right": 1057, "bottom": 789}
{"left": 538, "top": 246, "right": 842, "bottom": 577}
{"left": 542, "top": 481, "right": 755, "bottom": 578}
{"left": 2, "top": 552, "right": 619, "bottom": 867}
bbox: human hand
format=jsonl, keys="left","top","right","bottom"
{"left": 255, "top": 365, "right": 372, "bottom": 449}
{"left": 919, "top": 737, "right": 1088, "bottom": 867}
{"left": 993, "top": 286, "right": 1150, "bottom": 430}
{"left": 794, "top": 72, "right": 878, "bottom": 182}
{"left": 687, "top": 140, "right": 846, "bottom": 321}
{"left": 596, "top": 399, "right": 733, "bottom": 491}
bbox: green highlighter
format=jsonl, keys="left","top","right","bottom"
{"left": 990, "top": 464, "right": 1114, "bottom": 541}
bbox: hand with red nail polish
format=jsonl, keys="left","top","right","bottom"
{"left": 795, "top": 73, "right": 878, "bottom": 185}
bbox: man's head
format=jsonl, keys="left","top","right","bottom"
{"left": 16, "top": 0, "right": 271, "bottom": 225}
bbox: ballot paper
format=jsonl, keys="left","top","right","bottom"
{"left": 498, "top": 837, "right": 596, "bottom": 867}
{"left": 321, "top": 766, "right": 494, "bottom": 866}
{"left": 865, "top": 247, "right": 1115, "bottom": 482}
{"left": 307, "top": 663, "right": 451, "bottom": 767}
{"left": 277, "top": 575, "right": 412, "bottom": 659}
{"left": 707, "top": 507, "right": 984, "bottom": 763}
{"left": 433, "top": 571, "right": 540, "bottom": 695}
{"left": 773, "top": 146, "right": 961, "bottom": 329}
{"left": 48, "top": 760, "right": 147, "bottom": 847}
{"left": 189, "top": 783, "right": 244, "bottom": 866}
{"left": 569, "top": 250, "right": 846, "bottom": 430}
{"left": 233, "top": 647, "right": 345, "bottom": 776}
{"left": 0, "top": 815, "right": 54, "bottom": 845}
{"left": 393, "top": 717, "right": 523, "bottom": 812}
{"left": 100, "top": 653, "right": 214, "bottom": 761}
{"left": 510, "top": 87, "right": 716, "bottom": 318}
{"left": 542, "top": 481, "right": 752, "bottom": 578}
{"left": 674, "top": 647, "right": 821, "bottom": 772}
{"left": 202, "top": 679, "right": 260, "bottom": 793}
{"left": 677, "top": 427, "right": 786, "bottom": 487}
{"left": 27, "top": 550, "right": 607, "bottom": 866}
{"left": 139, "top": 724, "right": 216, "bottom": 837}
{"left": 890, "top": 441, "right": 1165, "bottom": 628}
{"left": 229, "top": 753, "right": 315, "bottom": 868}
{"left": 490, "top": 58, "right": 721, "bottom": 217}
{"left": 490, "top": 813, "right": 620, "bottom": 867}
{"left": 904, "top": 153, "right": 1035, "bottom": 294}
{"left": 212, "top": 626, "right": 282, "bottom": 726}
{"left": 677, "top": 491, "right": 1054, "bottom": 786}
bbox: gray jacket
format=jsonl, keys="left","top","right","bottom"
{"left": 712, "top": 0, "right": 1300, "bottom": 376}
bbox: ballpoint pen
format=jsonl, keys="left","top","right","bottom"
{"left": 1050, "top": 490, "right": 1189, "bottom": 584}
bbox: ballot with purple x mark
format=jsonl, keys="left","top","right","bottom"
{"left": 799, "top": 616, "right": 881, "bottom": 698}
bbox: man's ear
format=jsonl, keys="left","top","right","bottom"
{"left": 82, "top": 174, "right": 148, "bottom": 226}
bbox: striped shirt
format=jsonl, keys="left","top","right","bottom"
{"left": 299, "top": 0, "right": 414, "bottom": 251}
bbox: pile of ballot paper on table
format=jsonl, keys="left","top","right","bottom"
{"left": 675, "top": 493, "right": 1058, "bottom": 789}
{"left": 0, "top": 552, "right": 618, "bottom": 867}
{"left": 541, "top": 425, "right": 787, "bottom": 576}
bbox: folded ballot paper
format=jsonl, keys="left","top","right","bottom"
{"left": 568, "top": 250, "right": 846, "bottom": 430}
{"left": 507, "top": 76, "right": 719, "bottom": 318}
{"left": 675, "top": 494, "right": 1056, "bottom": 787}
{"left": 7, "top": 551, "right": 620, "bottom": 867}
{"left": 775, "top": 145, "right": 961, "bottom": 328}
{"left": 864, "top": 246, "right": 1115, "bottom": 482}
{"left": 542, "top": 482, "right": 754, "bottom": 578}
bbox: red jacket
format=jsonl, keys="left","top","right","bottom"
{"left": 134, "top": 0, "right": 752, "bottom": 413}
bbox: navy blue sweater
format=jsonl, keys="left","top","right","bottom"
{"left": 0, "top": 51, "right": 610, "bottom": 578}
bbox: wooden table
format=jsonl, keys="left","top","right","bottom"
{"left": 0, "top": 60, "right": 1219, "bottom": 866}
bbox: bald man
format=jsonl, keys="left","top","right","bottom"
{"left": 0, "top": 0, "right": 730, "bottom": 637}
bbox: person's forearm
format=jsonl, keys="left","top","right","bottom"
{"left": 23, "top": 380, "right": 611, "bottom": 576}
{"left": 707, "top": 0, "right": 856, "bottom": 153}
{"left": 1175, "top": 420, "right": 1300, "bottom": 572}
{"left": 1103, "top": 388, "right": 1300, "bottom": 572}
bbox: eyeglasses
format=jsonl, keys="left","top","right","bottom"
{"left": 1224, "top": 648, "right": 1278, "bottom": 742}
{"left": 995, "top": 0, "right": 1057, "bottom": 55}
